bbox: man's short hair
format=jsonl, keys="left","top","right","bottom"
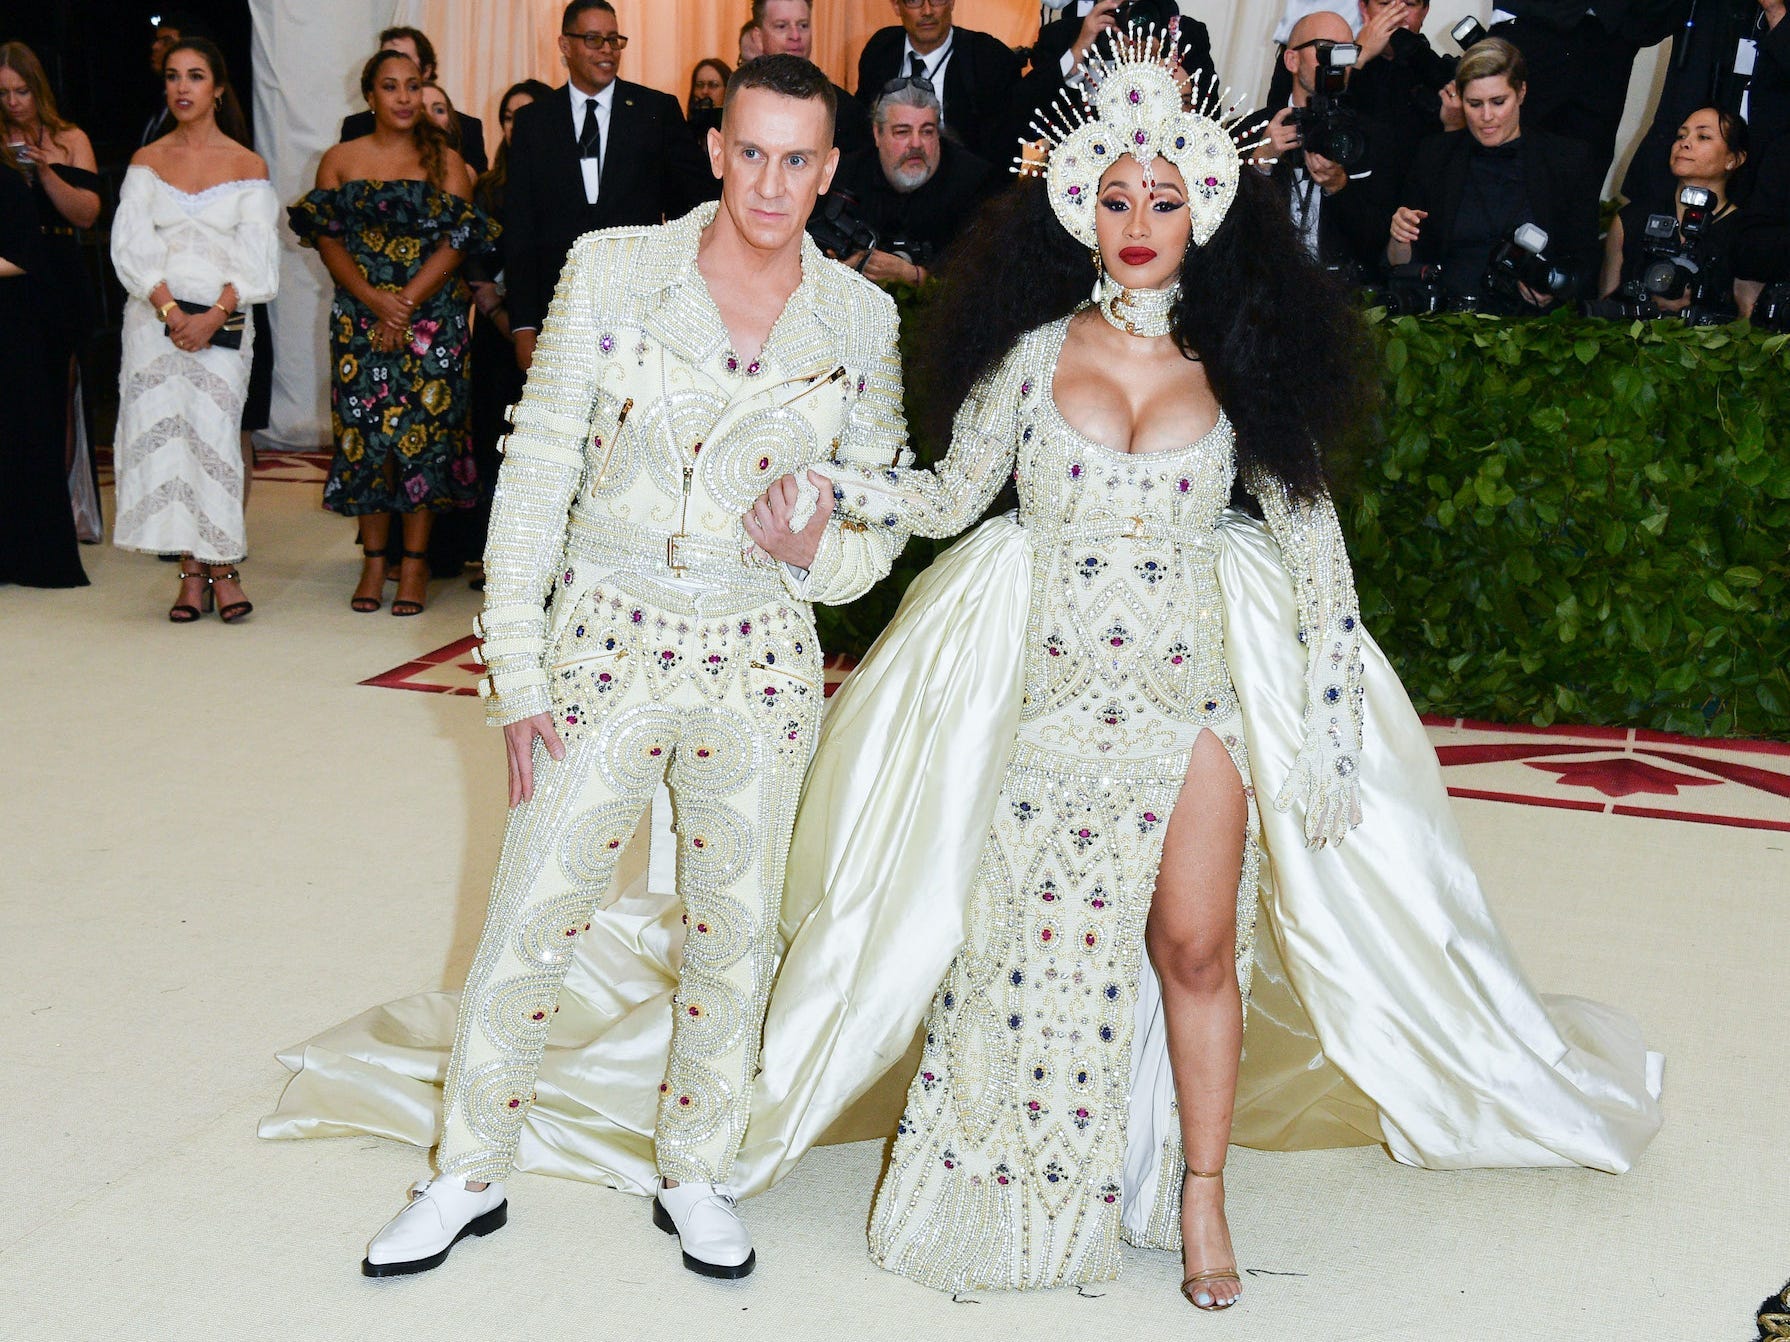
{"left": 726, "top": 54, "right": 836, "bottom": 139}
{"left": 751, "top": 0, "right": 813, "bottom": 26}
{"left": 872, "top": 82, "right": 942, "bottom": 131}
{"left": 378, "top": 26, "right": 437, "bottom": 77}
{"left": 1454, "top": 36, "right": 1526, "bottom": 93}
{"left": 562, "top": 0, "right": 617, "bottom": 30}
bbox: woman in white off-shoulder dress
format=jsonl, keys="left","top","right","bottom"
{"left": 111, "top": 37, "right": 278, "bottom": 622}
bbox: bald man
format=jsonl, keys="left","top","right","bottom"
{"left": 1241, "top": 11, "right": 1395, "bottom": 281}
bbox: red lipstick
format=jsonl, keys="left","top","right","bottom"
{"left": 1119, "top": 247, "right": 1157, "bottom": 266}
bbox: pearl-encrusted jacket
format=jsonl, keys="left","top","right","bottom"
{"left": 475, "top": 203, "right": 912, "bottom": 727}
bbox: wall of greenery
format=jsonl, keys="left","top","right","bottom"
{"left": 815, "top": 297, "right": 1790, "bottom": 741}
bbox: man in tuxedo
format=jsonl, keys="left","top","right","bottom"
{"left": 753, "top": 0, "right": 873, "bottom": 155}
{"left": 504, "top": 0, "right": 714, "bottom": 372}
{"left": 855, "top": 0, "right": 1022, "bottom": 163}
{"left": 338, "top": 27, "right": 488, "bottom": 174}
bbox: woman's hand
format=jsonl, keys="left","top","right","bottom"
{"left": 176, "top": 307, "right": 226, "bottom": 352}
{"left": 504, "top": 713, "right": 567, "bottom": 808}
{"left": 369, "top": 316, "right": 410, "bottom": 353}
{"left": 366, "top": 288, "right": 412, "bottom": 329}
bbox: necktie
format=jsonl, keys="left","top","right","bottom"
{"left": 908, "top": 52, "right": 925, "bottom": 79}
{"left": 579, "top": 97, "right": 601, "bottom": 162}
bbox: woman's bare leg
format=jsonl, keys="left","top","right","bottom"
{"left": 1144, "top": 728, "right": 1248, "bottom": 1307}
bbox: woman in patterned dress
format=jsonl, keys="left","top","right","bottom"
{"left": 290, "top": 49, "right": 493, "bottom": 616}
{"left": 111, "top": 38, "right": 278, "bottom": 621}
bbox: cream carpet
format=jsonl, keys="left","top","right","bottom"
{"left": 4, "top": 478, "right": 1786, "bottom": 1342}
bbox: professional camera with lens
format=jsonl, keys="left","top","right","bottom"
{"left": 1487, "top": 223, "right": 1574, "bottom": 304}
{"left": 1627, "top": 185, "right": 1717, "bottom": 305}
{"left": 1755, "top": 283, "right": 1790, "bottom": 334}
{"left": 1290, "top": 40, "right": 1368, "bottom": 170}
{"left": 1382, "top": 15, "right": 1487, "bottom": 89}
{"left": 807, "top": 190, "right": 881, "bottom": 263}
{"left": 1376, "top": 261, "right": 1451, "bottom": 314}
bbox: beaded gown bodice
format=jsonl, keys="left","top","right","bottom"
{"left": 1014, "top": 352, "right": 1240, "bottom": 767}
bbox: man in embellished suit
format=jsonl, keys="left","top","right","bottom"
{"left": 360, "top": 54, "right": 910, "bottom": 1283}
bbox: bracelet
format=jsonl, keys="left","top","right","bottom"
{"left": 157, "top": 299, "right": 177, "bottom": 320}
{"left": 211, "top": 302, "right": 232, "bottom": 315}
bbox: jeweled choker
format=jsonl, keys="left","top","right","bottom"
{"left": 1095, "top": 274, "right": 1180, "bottom": 338}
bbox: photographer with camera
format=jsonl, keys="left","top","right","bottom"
{"left": 1020, "top": 1, "right": 1217, "bottom": 138}
{"left": 1249, "top": 12, "right": 1397, "bottom": 280}
{"left": 1351, "top": 3, "right": 1489, "bottom": 167}
{"left": 1388, "top": 38, "right": 1600, "bottom": 311}
{"left": 1596, "top": 108, "right": 1749, "bottom": 320}
{"left": 809, "top": 78, "right": 992, "bottom": 286}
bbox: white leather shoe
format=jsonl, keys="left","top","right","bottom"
{"left": 362, "top": 1176, "right": 508, "bottom": 1277}
{"left": 653, "top": 1181, "right": 756, "bottom": 1279}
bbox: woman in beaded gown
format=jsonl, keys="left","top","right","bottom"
{"left": 746, "top": 45, "right": 1664, "bottom": 1307}
{"left": 290, "top": 49, "right": 492, "bottom": 616}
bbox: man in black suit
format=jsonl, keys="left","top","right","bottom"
{"left": 1020, "top": 1, "right": 1217, "bottom": 137}
{"left": 854, "top": 0, "right": 1022, "bottom": 163}
{"left": 1247, "top": 11, "right": 1399, "bottom": 283}
{"left": 504, "top": 0, "right": 714, "bottom": 372}
{"left": 338, "top": 27, "right": 488, "bottom": 175}
{"left": 752, "top": 0, "right": 873, "bottom": 156}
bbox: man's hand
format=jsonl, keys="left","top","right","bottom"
{"left": 1517, "top": 281, "right": 1555, "bottom": 309}
{"left": 504, "top": 713, "right": 566, "bottom": 808}
{"left": 744, "top": 470, "right": 835, "bottom": 571}
{"left": 1389, "top": 205, "right": 1426, "bottom": 246}
{"left": 1304, "top": 149, "right": 1348, "bottom": 194}
{"left": 1072, "top": 0, "right": 1122, "bottom": 64}
{"left": 514, "top": 328, "right": 538, "bottom": 372}
{"left": 858, "top": 249, "right": 920, "bottom": 286}
{"left": 1355, "top": 2, "right": 1405, "bottom": 64}
{"left": 1264, "top": 106, "right": 1302, "bottom": 159}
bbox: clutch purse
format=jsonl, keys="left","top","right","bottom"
{"left": 164, "top": 299, "right": 246, "bottom": 351}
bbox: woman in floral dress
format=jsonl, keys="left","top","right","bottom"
{"left": 291, "top": 49, "right": 495, "bottom": 615}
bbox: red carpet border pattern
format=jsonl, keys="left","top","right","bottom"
{"left": 367, "top": 639, "right": 1790, "bottom": 833}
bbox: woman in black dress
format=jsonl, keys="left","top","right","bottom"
{"left": 0, "top": 152, "right": 86, "bottom": 587}
{"left": 1, "top": 41, "right": 103, "bottom": 544}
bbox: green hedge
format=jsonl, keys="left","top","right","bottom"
{"left": 1358, "top": 313, "right": 1789, "bottom": 740}
{"left": 817, "top": 299, "right": 1790, "bottom": 741}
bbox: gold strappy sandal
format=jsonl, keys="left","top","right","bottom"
{"left": 1180, "top": 1167, "right": 1241, "bottom": 1312}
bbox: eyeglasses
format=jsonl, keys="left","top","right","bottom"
{"left": 563, "top": 32, "right": 629, "bottom": 51}
{"left": 897, "top": 0, "right": 950, "bottom": 10}
{"left": 879, "top": 75, "right": 936, "bottom": 98}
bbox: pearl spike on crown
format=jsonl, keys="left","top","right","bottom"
{"left": 1013, "top": 23, "right": 1249, "bottom": 249}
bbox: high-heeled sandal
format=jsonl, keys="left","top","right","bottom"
{"left": 391, "top": 549, "right": 429, "bottom": 617}
{"left": 207, "top": 565, "right": 254, "bottom": 623}
{"left": 1179, "top": 1167, "right": 1241, "bottom": 1312}
{"left": 351, "top": 545, "right": 386, "bottom": 613}
{"left": 169, "top": 567, "right": 213, "bottom": 623}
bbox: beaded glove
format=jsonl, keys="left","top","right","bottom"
{"left": 1249, "top": 472, "right": 1365, "bottom": 847}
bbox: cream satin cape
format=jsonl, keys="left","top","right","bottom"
{"left": 261, "top": 513, "right": 1663, "bottom": 1195}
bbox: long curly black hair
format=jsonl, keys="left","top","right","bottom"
{"left": 911, "top": 169, "right": 1379, "bottom": 503}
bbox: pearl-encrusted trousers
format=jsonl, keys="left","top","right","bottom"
{"left": 436, "top": 586, "right": 822, "bottom": 1186}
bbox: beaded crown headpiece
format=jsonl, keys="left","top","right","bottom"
{"left": 1017, "top": 27, "right": 1263, "bottom": 250}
